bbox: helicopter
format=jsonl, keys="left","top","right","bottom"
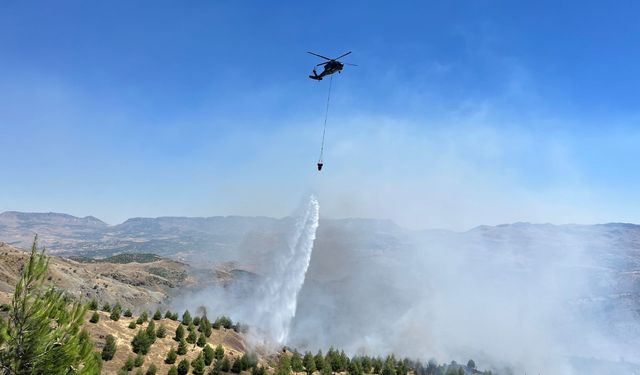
{"left": 307, "top": 51, "right": 357, "bottom": 80}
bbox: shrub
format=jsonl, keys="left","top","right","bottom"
{"left": 102, "top": 335, "right": 117, "bottom": 361}
{"left": 214, "top": 344, "right": 225, "bottom": 360}
{"left": 177, "top": 358, "right": 190, "bottom": 375}
{"left": 157, "top": 324, "right": 167, "bottom": 338}
{"left": 131, "top": 329, "right": 152, "bottom": 354}
{"left": 196, "top": 332, "right": 207, "bottom": 347}
{"left": 275, "top": 355, "right": 292, "bottom": 375}
{"left": 165, "top": 347, "right": 178, "bottom": 364}
{"left": 165, "top": 310, "right": 173, "bottom": 319}
{"left": 186, "top": 330, "right": 197, "bottom": 344}
{"left": 314, "top": 351, "right": 325, "bottom": 371}
{"left": 231, "top": 358, "right": 242, "bottom": 373}
{"left": 213, "top": 316, "right": 232, "bottom": 330}
{"left": 146, "top": 320, "right": 156, "bottom": 343}
{"left": 110, "top": 303, "right": 122, "bottom": 321}
{"left": 134, "top": 353, "right": 145, "bottom": 367}
{"left": 136, "top": 310, "right": 149, "bottom": 324}
{"left": 303, "top": 352, "right": 316, "bottom": 374}
{"left": 182, "top": 310, "right": 192, "bottom": 326}
{"left": 171, "top": 312, "right": 179, "bottom": 321}
{"left": 292, "top": 352, "right": 304, "bottom": 372}
{"left": 174, "top": 324, "right": 185, "bottom": 341}
{"left": 129, "top": 321, "right": 137, "bottom": 329}
{"left": 199, "top": 316, "right": 212, "bottom": 337}
{"left": 177, "top": 338, "right": 188, "bottom": 355}
{"left": 193, "top": 316, "right": 201, "bottom": 326}
{"left": 146, "top": 363, "right": 158, "bottom": 375}
{"left": 153, "top": 308, "right": 162, "bottom": 320}
{"left": 192, "top": 352, "right": 206, "bottom": 375}
{"left": 88, "top": 299, "right": 98, "bottom": 310}
{"left": 203, "top": 345, "right": 214, "bottom": 366}
{"left": 124, "top": 355, "right": 135, "bottom": 371}
{"left": 220, "top": 356, "right": 231, "bottom": 372}
{"left": 102, "top": 302, "right": 111, "bottom": 312}
{"left": 124, "top": 308, "right": 133, "bottom": 317}
{"left": 90, "top": 311, "right": 100, "bottom": 323}
{"left": 168, "top": 366, "right": 178, "bottom": 375}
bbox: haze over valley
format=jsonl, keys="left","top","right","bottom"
{"left": 2, "top": 209, "right": 639, "bottom": 374}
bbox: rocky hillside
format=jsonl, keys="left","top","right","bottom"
{"left": 0, "top": 242, "right": 195, "bottom": 309}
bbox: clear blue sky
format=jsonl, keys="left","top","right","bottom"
{"left": 1, "top": 1, "right": 639, "bottom": 229}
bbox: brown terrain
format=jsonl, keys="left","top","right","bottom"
{"left": 0, "top": 242, "right": 196, "bottom": 309}
{"left": 0, "top": 242, "right": 273, "bottom": 374}
{"left": 86, "top": 311, "right": 251, "bottom": 374}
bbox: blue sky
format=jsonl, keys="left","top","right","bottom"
{"left": 1, "top": 1, "right": 640, "bottom": 229}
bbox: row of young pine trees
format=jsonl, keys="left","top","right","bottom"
{"left": 0, "top": 238, "right": 494, "bottom": 375}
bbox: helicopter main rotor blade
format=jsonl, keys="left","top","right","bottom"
{"left": 344, "top": 63, "right": 358, "bottom": 66}
{"left": 333, "top": 51, "right": 352, "bottom": 60}
{"left": 316, "top": 62, "right": 330, "bottom": 66}
{"left": 307, "top": 51, "right": 332, "bottom": 61}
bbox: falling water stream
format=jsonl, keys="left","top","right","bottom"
{"left": 253, "top": 195, "right": 320, "bottom": 344}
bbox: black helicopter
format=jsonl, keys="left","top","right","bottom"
{"left": 308, "top": 51, "right": 357, "bottom": 80}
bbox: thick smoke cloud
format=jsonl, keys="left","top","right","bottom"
{"left": 174, "top": 216, "right": 640, "bottom": 375}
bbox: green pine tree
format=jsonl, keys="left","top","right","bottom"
{"left": 186, "top": 330, "right": 197, "bottom": 344}
{"left": 124, "top": 308, "right": 133, "bottom": 317}
{"left": 276, "top": 355, "right": 292, "bottom": 375}
{"left": 124, "top": 355, "right": 135, "bottom": 371}
{"left": 192, "top": 352, "right": 206, "bottom": 375}
{"left": 220, "top": 356, "right": 231, "bottom": 372}
{"left": 182, "top": 310, "right": 192, "bottom": 326}
{"left": 129, "top": 321, "right": 137, "bottom": 329}
{"left": 315, "top": 351, "right": 325, "bottom": 371}
{"left": 134, "top": 353, "right": 145, "bottom": 367}
{"left": 88, "top": 298, "right": 98, "bottom": 310}
{"left": 90, "top": 310, "right": 100, "bottom": 323}
{"left": 110, "top": 303, "right": 122, "bottom": 321}
{"left": 102, "top": 334, "right": 117, "bottom": 361}
{"left": 214, "top": 344, "right": 225, "bottom": 360}
{"left": 203, "top": 344, "right": 215, "bottom": 366}
{"left": 174, "top": 324, "right": 185, "bottom": 341}
{"left": 153, "top": 309, "right": 162, "bottom": 320}
{"left": 177, "top": 358, "right": 190, "bottom": 375}
{"left": 177, "top": 338, "right": 188, "bottom": 355}
{"left": 292, "top": 352, "right": 304, "bottom": 372}
{"left": 165, "top": 347, "right": 178, "bottom": 364}
{"left": 168, "top": 365, "right": 178, "bottom": 375}
{"left": 303, "top": 352, "right": 316, "bottom": 374}
{"left": 196, "top": 332, "right": 207, "bottom": 347}
{"left": 156, "top": 324, "right": 167, "bottom": 338}
{"left": 131, "top": 328, "right": 152, "bottom": 354}
{"left": 146, "top": 320, "right": 156, "bottom": 343}
{"left": 146, "top": 363, "right": 157, "bottom": 375}
{"left": 0, "top": 237, "right": 101, "bottom": 374}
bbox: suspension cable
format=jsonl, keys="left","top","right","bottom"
{"left": 318, "top": 75, "right": 333, "bottom": 163}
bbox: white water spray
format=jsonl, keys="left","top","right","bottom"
{"left": 253, "top": 195, "right": 320, "bottom": 345}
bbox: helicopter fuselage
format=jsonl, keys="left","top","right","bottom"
{"left": 322, "top": 60, "right": 344, "bottom": 76}
{"left": 310, "top": 60, "right": 344, "bottom": 80}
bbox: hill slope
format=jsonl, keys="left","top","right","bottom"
{"left": 0, "top": 242, "right": 194, "bottom": 309}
